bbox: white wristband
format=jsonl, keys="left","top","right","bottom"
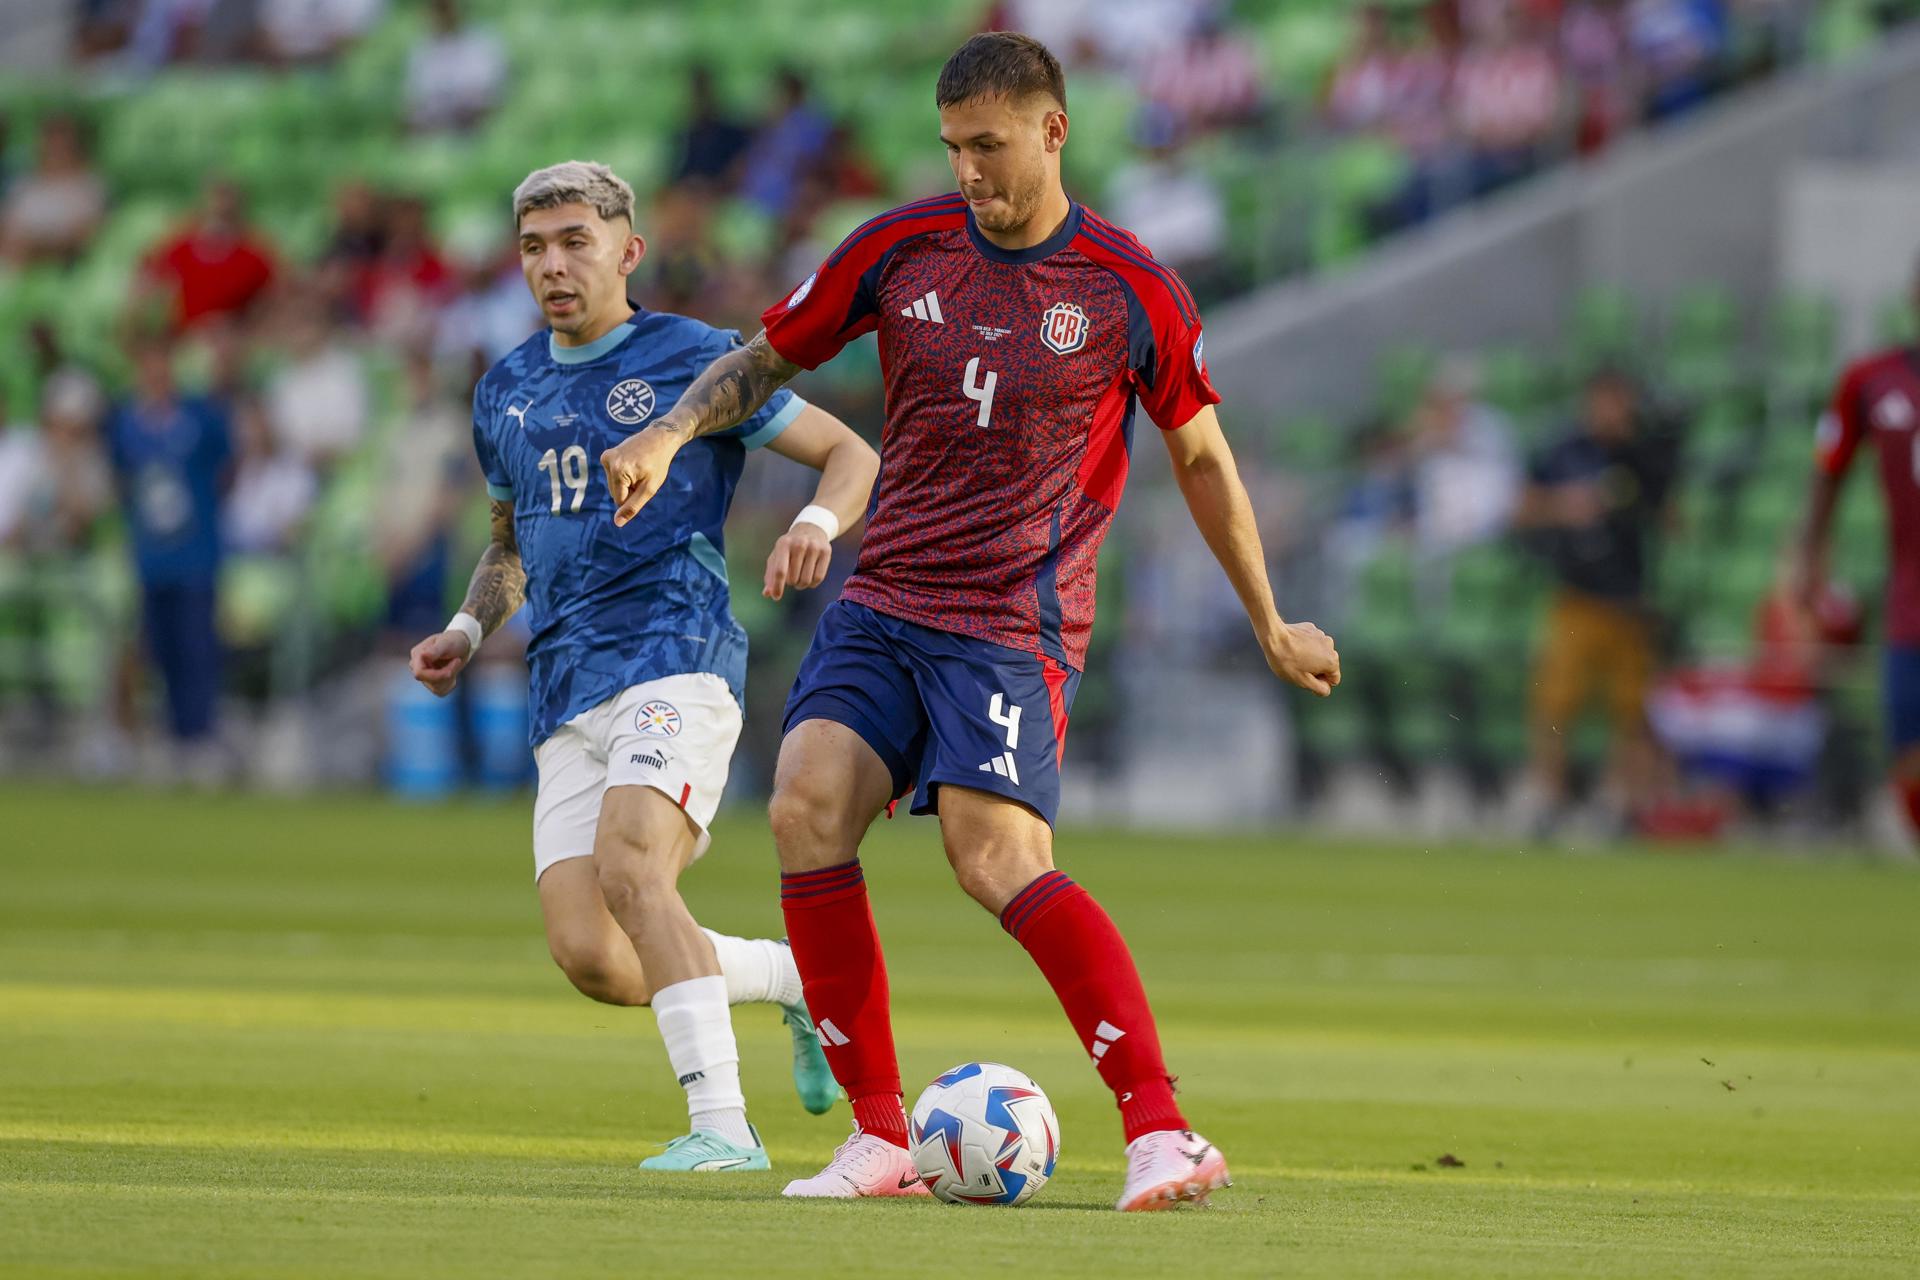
{"left": 446, "top": 612, "right": 484, "bottom": 658}
{"left": 791, "top": 504, "right": 841, "bottom": 541}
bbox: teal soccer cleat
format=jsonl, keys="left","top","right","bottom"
{"left": 637, "top": 1126, "right": 771, "bottom": 1172}
{"left": 781, "top": 1001, "right": 843, "bottom": 1116}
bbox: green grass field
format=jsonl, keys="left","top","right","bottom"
{"left": 3, "top": 783, "right": 1918, "bottom": 1278}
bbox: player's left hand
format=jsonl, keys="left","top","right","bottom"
{"left": 1264, "top": 620, "right": 1341, "bottom": 697}
{"left": 601, "top": 425, "right": 684, "bottom": 527}
{"left": 764, "top": 520, "right": 833, "bottom": 600}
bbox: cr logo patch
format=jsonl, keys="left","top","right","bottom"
{"left": 1040, "top": 303, "right": 1089, "bottom": 355}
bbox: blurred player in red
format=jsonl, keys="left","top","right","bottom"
{"left": 1791, "top": 256, "right": 1920, "bottom": 845}
{"left": 602, "top": 32, "right": 1340, "bottom": 1210}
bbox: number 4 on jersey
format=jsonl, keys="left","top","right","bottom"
{"left": 963, "top": 357, "right": 998, "bottom": 428}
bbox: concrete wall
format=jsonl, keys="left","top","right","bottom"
{"left": 1206, "top": 30, "right": 1920, "bottom": 428}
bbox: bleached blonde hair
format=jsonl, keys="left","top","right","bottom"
{"left": 511, "top": 160, "right": 634, "bottom": 228}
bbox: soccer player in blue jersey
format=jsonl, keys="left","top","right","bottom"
{"left": 408, "top": 162, "right": 879, "bottom": 1171}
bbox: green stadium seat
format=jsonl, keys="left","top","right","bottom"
{"left": 1567, "top": 285, "right": 1639, "bottom": 370}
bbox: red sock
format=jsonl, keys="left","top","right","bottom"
{"left": 780, "top": 860, "right": 908, "bottom": 1148}
{"left": 1900, "top": 779, "right": 1920, "bottom": 839}
{"left": 1001, "top": 870, "right": 1187, "bottom": 1143}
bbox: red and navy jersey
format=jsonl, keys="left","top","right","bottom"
{"left": 761, "top": 194, "right": 1219, "bottom": 669}
{"left": 1816, "top": 346, "right": 1920, "bottom": 646}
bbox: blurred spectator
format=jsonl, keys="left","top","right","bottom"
{"left": 1645, "top": 569, "right": 1862, "bottom": 831}
{"left": 140, "top": 180, "right": 277, "bottom": 332}
{"left": 373, "top": 348, "right": 471, "bottom": 640}
{"left": 356, "top": 195, "right": 454, "bottom": 344}
{"left": 1562, "top": 0, "right": 1637, "bottom": 153}
{"left": 1325, "top": 6, "right": 1407, "bottom": 135}
{"left": 434, "top": 233, "right": 540, "bottom": 374}
{"left": 1452, "top": 7, "right": 1566, "bottom": 194}
{"left": 0, "top": 371, "right": 111, "bottom": 554}
{"left": 1511, "top": 367, "right": 1676, "bottom": 833}
{"left": 670, "top": 64, "right": 752, "bottom": 191}
{"left": 257, "top": 0, "right": 385, "bottom": 66}
{"left": 992, "top": 0, "right": 1208, "bottom": 72}
{"left": 404, "top": 0, "right": 507, "bottom": 135}
{"left": 738, "top": 67, "right": 833, "bottom": 219}
{"left": 1, "top": 115, "right": 106, "bottom": 268}
{"left": 1407, "top": 358, "right": 1520, "bottom": 564}
{"left": 264, "top": 303, "right": 369, "bottom": 467}
{"left": 104, "top": 332, "right": 232, "bottom": 755}
{"left": 223, "top": 395, "right": 316, "bottom": 556}
{"left": 1627, "top": 0, "right": 1726, "bottom": 121}
{"left": 322, "top": 181, "right": 386, "bottom": 273}
{"left": 640, "top": 186, "right": 726, "bottom": 317}
{"left": 1138, "top": 9, "right": 1267, "bottom": 134}
{"left": 1105, "top": 105, "right": 1226, "bottom": 285}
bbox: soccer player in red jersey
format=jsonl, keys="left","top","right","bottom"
{"left": 602, "top": 33, "right": 1341, "bottom": 1210}
{"left": 1791, "top": 259, "right": 1920, "bottom": 845}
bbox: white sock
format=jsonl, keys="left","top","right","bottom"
{"left": 651, "top": 975, "right": 753, "bottom": 1147}
{"left": 702, "top": 929, "right": 804, "bottom": 1007}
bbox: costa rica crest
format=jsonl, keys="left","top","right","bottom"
{"left": 1039, "top": 302, "right": 1089, "bottom": 355}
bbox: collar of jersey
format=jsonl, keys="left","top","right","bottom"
{"left": 966, "top": 201, "right": 1082, "bottom": 265}
{"left": 549, "top": 318, "right": 639, "bottom": 365}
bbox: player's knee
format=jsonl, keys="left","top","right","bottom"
{"left": 946, "top": 844, "right": 1046, "bottom": 914}
{"left": 594, "top": 849, "right": 679, "bottom": 921}
{"left": 768, "top": 784, "right": 845, "bottom": 866}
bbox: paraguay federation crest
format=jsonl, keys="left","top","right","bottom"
{"left": 606, "top": 378, "right": 655, "bottom": 426}
{"left": 1039, "top": 302, "right": 1089, "bottom": 355}
{"left": 634, "top": 700, "right": 682, "bottom": 737}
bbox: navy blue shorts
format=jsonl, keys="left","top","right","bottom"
{"left": 782, "top": 601, "right": 1081, "bottom": 825}
{"left": 1888, "top": 644, "right": 1920, "bottom": 755}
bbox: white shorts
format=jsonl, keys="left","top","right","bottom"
{"left": 531, "top": 673, "right": 743, "bottom": 881}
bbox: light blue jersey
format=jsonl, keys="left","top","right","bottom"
{"left": 472, "top": 308, "right": 803, "bottom": 746}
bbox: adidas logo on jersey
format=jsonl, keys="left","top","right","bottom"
{"left": 900, "top": 291, "right": 945, "bottom": 324}
{"left": 977, "top": 751, "right": 1021, "bottom": 784}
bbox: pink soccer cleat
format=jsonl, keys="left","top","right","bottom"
{"left": 1115, "top": 1129, "right": 1231, "bottom": 1212}
{"left": 782, "top": 1128, "right": 934, "bottom": 1200}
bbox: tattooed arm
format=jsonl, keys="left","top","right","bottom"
{"left": 600, "top": 331, "right": 801, "bottom": 527}
{"left": 408, "top": 499, "right": 525, "bottom": 696}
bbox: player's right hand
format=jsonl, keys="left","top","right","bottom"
{"left": 409, "top": 631, "right": 472, "bottom": 697}
{"left": 601, "top": 425, "right": 684, "bottom": 527}
{"left": 1265, "top": 620, "right": 1341, "bottom": 697}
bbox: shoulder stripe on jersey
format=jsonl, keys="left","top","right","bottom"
{"left": 1076, "top": 219, "right": 1197, "bottom": 325}
{"left": 1081, "top": 210, "right": 1199, "bottom": 316}
{"left": 826, "top": 194, "right": 968, "bottom": 268}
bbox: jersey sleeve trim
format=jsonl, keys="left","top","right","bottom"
{"left": 737, "top": 392, "right": 806, "bottom": 450}
{"left": 485, "top": 480, "right": 513, "bottom": 500}
{"left": 826, "top": 193, "right": 969, "bottom": 268}
{"left": 1078, "top": 211, "right": 1198, "bottom": 325}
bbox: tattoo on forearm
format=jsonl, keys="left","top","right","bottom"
{"left": 660, "top": 331, "right": 800, "bottom": 439}
{"left": 460, "top": 499, "right": 526, "bottom": 635}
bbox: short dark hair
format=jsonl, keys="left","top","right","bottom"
{"left": 936, "top": 32, "right": 1066, "bottom": 111}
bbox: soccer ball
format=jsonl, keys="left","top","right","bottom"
{"left": 909, "top": 1062, "right": 1059, "bottom": 1206}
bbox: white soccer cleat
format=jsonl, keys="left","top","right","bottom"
{"left": 781, "top": 1128, "right": 932, "bottom": 1199}
{"left": 1115, "top": 1129, "right": 1231, "bottom": 1212}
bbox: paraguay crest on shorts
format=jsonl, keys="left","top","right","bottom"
{"left": 1039, "top": 302, "right": 1089, "bottom": 355}
{"left": 606, "top": 378, "right": 655, "bottom": 426}
{"left": 634, "top": 700, "right": 682, "bottom": 737}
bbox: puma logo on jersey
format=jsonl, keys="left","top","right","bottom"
{"left": 504, "top": 402, "right": 531, "bottom": 428}
{"left": 901, "top": 291, "right": 945, "bottom": 324}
